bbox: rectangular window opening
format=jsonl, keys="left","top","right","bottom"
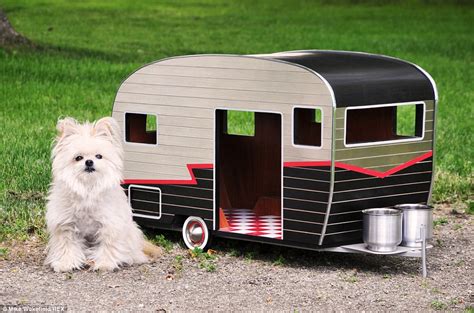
{"left": 125, "top": 113, "right": 157, "bottom": 145}
{"left": 345, "top": 103, "right": 424, "bottom": 146}
{"left": 225, "top": 110, "right": 255, "bottom": 136}
{"left": 293, "top": 107, "right": 322, "bottom": 147}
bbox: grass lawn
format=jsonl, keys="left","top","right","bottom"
{"left": 0, "top": 0, "right": 472, "bottom": 241}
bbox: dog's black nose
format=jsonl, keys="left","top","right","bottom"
{"left": 85, "top": 159, "right": 94, "bottom": 167}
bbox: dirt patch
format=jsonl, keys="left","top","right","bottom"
{"left": 1, "top": 208, "right": 473, "bottom": 311}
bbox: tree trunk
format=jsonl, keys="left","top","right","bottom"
{"left": 0, "top": 9, "right": 31, "bottom": 46}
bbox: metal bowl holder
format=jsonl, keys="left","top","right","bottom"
{"left": 419, "top": 224, "right": 428, "bottom": 278}
{"left": 325, "top": 222, "right": 431, "bottom": 277}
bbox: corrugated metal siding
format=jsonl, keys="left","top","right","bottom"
{"left": 112, "top": 55, "right": 334, "bottom": 181}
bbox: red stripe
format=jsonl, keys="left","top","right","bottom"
{"left": 380, "top": 151, "right": 433, "bottom": 177}
{"left": 295, "top": 151, "right": 433, "bottom": 178}
{"left": 334, "top": 162, "right": 384, "bottom": 177}
{"left": 122, "top": 151, "right": 432, "bottom": 184}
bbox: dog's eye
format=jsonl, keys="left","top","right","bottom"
{"left": 75, "top": 156, "right": 83, "bottom": 162}
{"left": 95, "top": 154, "right": 103, "bottom": 159}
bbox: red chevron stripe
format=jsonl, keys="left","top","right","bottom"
{"left": 122, "top": 151, "right": 432, "bottom": 184}
{"left": 335, "top": 150, "right": 433, "bottom": 178}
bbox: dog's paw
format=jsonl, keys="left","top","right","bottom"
{"left": 142, "top": 241, "right": 163, "bottom": 261}
{"left": 134, "top": 251, "right": 151, "bottom": 264}
{"left": 49, "top": 259, "right": 83, "bottom": 272}
{"left": 91, "top": 258, "right": 120, "bottom": 272}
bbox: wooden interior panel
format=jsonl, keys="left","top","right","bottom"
{"left": 219, "top": 178, "right": 232, "bottom": 209}
{"left": 346, "top": 106, "right": 395, "bottom": 144}
{"left": 253, "top": 196, "right": 281, "bottom": 216}
{"left": 294, "top": 108, "right": 322, "bottom": 146}
{"left": 217, "top": 111, "right": 281, "bottom": 216}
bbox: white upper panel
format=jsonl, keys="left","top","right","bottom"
{"left": 112, "top": 55, "right": 334, "bottom": 180}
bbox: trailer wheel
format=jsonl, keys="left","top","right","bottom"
{"left": 182, "top": 216, "right": 210, "bottom": 250}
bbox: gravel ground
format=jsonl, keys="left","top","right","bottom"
{"left": 1, "top": 206, "right": 473, "bottom": 312}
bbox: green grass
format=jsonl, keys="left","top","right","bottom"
{"left": 430, "top": 300, "right": 448, "bottom": 310}
{"left": 173, "top": 255, "right": 184, "bottom": 276}
{"left": 227, "top": 110, "right": 255, "bottom": 136}
{"left": 433, "top": 216, "right": 449, "bottom": 227}
{"left": 150, "top": 233, "right": 174, "bottom": 252}
{"left": 272, "top": 254, "right": 287, "bottom": 266}
{"left": 189, "top": 247, "right": 218, "bottom": 272}
{"left": 465, "top": 306, "right": 474, "bottom": 313}
{"left": 396, "top": 104, "right": 417, "bottom": 136}
{"left": 0, "top": 247, "right": 8, "bottom": 259}
{"left": 0, "top": 0, "right": 473, "bottom": 241}
{"left": 468, "top": 200, "right": 474, "bottom": 215}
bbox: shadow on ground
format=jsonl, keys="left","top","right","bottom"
{"left": 144, "top": 228, "right": 422, "bottom": 277}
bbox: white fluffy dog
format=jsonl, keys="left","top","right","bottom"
{"left": 45, "top": 117, "right": 160, "bottom": 272}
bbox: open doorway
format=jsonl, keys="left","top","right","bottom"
{"left": 216, "top": 110, "right": 282, "bottom": 239}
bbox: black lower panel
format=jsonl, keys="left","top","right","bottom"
{"left": 283, "top": 230, "right": 321, "bottom": 244}
{"left": 125, "top": 160, "right": 432, "bottom": 249}
{"left": 327, "top": 211, "right": 361, "bottom": 224}
{"left": 325, "top": 220, "right": 362, "bottom": 234}
{"left": 284, "top": 219, "right": 323, "bottom": 234}
{"left": 331, "top": 193, "right": 429, "bottom": 214}
{"left": 321, "top": 158, "right": 432, "bottom": 246}
{"left": 283, "top": 165, "right": 331, "bottom": 244}
{"left": 322, "top": 231, "right": 363, "bottom": 247}
{"left": 284, "top": 209, "right": 327, "bottom": 224}
{"left": 123, "top": 168, "right": 214, "bottom": 228}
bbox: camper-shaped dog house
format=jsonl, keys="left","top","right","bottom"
{"left": 112, "top": 50, "right": 437, "bottom": 253}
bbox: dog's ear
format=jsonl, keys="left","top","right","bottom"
{"left": 56, "top": 117, "right": 79, "bottom": 139}
{"left": 94, "top": 117, "right": 121, "bottom": 145}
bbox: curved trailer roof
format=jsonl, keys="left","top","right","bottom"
{"left": 255, "top": 50, "right": 437, "bottom": 107}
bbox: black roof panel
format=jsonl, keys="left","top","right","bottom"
{"left": 262, "top": 51, "right": 435, "bottom": 107}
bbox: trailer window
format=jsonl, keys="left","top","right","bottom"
{"left": 125, "top": 113, "right": 157, "bottom": 144}
{"left": 293, "top": 107, "right": 322, "bottom": 147}
{"left": 345, "top": 103, "right": 424, "bottom": 146}
{"left": 225, "top": 110, "right": 255, "bottom": 136}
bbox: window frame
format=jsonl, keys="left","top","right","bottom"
{"left": 343, "top": 101, "right": 426, "bottom": 148}
{"left": 291, "top": 105, "right": 324, "bottom": 150}
{"left": 124, "top": 111, "right": 159, "bottom": 146}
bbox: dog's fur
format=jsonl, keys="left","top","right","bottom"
{"left": 45, "top": 117, "right": 160, "bottom": 272}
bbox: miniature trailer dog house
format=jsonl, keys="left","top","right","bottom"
{"left": 112, "top": 50, "right": 437, "bottom": 253}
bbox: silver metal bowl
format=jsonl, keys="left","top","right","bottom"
{"left": 362, "top": 208, "right": 402, "bottom": 252}
{"left": 394, "top": 204, "right": 433, "bottom": 247}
